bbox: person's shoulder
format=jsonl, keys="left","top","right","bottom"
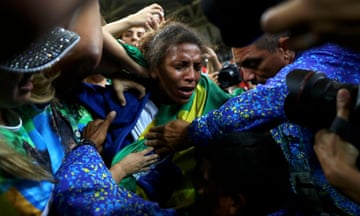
{"left": 301, "top": 42, "right": 357, "bottom": 56}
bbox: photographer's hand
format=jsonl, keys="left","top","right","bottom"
{"left": 314, "top": 89, "right": 360, "bottom": 203}
{"left": 81, "top": 111, "right": 116, "bottom": 153}
{"left": 261, "top": 0, "right": 360, "bottom": 51}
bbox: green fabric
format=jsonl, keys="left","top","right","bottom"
{"left": 111, "top": 74, "right": 232, "bottom": 208}
{"left": 113, "top": 139, "right": 145, "bottom": 192}
{"left": 117, "top": 40, "right": 148, "bottom": 68}
{"left": 0, "top": 117, "right": 35, "bottom": 185}
{"left": 230, "top": 87, "right": 246, "bottom": 96}
{"left": 55, "top": 103, "right": 94, "bottom": 143}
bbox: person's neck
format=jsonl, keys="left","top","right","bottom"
{"left": 151, "top": 90, "right": 173, "bottom": 107}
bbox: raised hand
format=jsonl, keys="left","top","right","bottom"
{"left": 128, "top": 3, "right": 165, "bottom": 31}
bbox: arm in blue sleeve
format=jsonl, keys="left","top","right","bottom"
{"left": 188, "top": 43, "right": 357, "bottom": 147}
{"left": 189, "top": 76, "right": 289, "bottom": 146}
{"left": 51, "top": 145, "right": 176, "bottom": 216}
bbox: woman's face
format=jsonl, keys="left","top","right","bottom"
{"left": 0, "top": 70, "right": 34, "bottom": 108}
{"left": 152, "top": 43, "right": 202, "bottom": 104}
{"left": 121, "top": 26, "right": 146, "bottom": 47}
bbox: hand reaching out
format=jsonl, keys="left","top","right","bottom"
{"left": 145, "top": 120, "right": 192, "bottom": 155}
{"left": 81, "top": 110, "right": 116, "bottom": 153}
{"left": 110, "top": 147, "right": 159, "bottom": 184}
{"left": 112, "top": 78, "right": 146, "bottom": 106}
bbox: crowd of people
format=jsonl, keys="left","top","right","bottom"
{"left": 2, "top": 0, "right": 360, "bottom": 215}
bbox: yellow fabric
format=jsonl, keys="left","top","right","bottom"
{"left": 177, "top": 83, "right": 207, "bottom": 121}
{"left": 5, "top": 187, "right": 42, "bottom": 216}
{"left": 112, "top": 75, "right": 232, "bottom": 210}
{"left": 0, "top": 194, "right": 20, "bottom": 216}
{"left": 147, "top": 81, "right": 207, "bottom": 209}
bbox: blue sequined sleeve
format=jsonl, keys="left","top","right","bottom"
{"left": 51, "top": 145, "right": 177, "bottom": 216}
{"left": 188, "top": 43, "right": 360, "bottom": 147}
{"left": 189, "top": 76, "right": 289, "bottom": 146}
{"left": 189, "top": 43, "right": 360, "bottom": 215}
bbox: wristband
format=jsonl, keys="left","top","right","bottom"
{"left": 72, "top": 138, "right": 97, "bottom": 151}
{"left": 329, "top": 117, "right": 352, "bottom": 142}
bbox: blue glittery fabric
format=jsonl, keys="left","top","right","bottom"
{"left": 51, "top": 145, "right": 177, "bottom": 216}
{"left": 189, "top": 43, "right": 360, "bottom": 215}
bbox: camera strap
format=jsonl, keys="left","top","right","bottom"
{"left": 289, "top": 171, "right": 330, "bottom": 216}
{"left": 329, "top": 117, "right": 352, "bottom": 143}
{"left": 285, "top": 127, "right": 331, "bottom": 216}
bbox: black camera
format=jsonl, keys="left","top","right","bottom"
{"left": 217, "top": 62, "right": 242, "bottom": 90}
{"left": 285, "top": 69, "right": 360, "bottom": 168}
{"left": 284, "top": 69, "right": 360, "bottom": 130}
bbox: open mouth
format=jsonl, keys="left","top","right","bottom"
{"left": 178, "top": 86, "right": 194, "bottom": 98}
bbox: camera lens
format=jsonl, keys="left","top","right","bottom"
{"left": 284, "top": 69, "right": 359, "bottom": 128}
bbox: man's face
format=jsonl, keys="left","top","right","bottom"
{"left": 232, "top": 44, "right": 289, "bottom": 84}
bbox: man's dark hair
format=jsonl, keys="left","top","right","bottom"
{"left": 254, "top": 32, "right": 291, "bottom": 53}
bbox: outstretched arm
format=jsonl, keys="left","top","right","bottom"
{"left": 53, "top": 0, "right": 103, "bottom": 97}
{"left": 261, "top": 0, "right": 360, "bottom": 51}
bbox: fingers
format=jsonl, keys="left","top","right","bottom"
{"left": 149, "top": 3, "right": 164, "bottom": 12}
{"left": 113, "top": 79, "right": 146, "bottom": 104}
{"left": 145, "top": 138, "right": 165, "bottom": 148}
{"left": 131, "top": 82, "right": 146, "bottom": 99}
{"left": 315, "top": 128, "right": 328, "bottom": 142}
{"left": 336, "top": 88, "right": 352, "bottom": 120}
{"left": 137, "top": 147, "right": 159, "bottom": 160}
{"left": 133, "top": 148, "right": 159, "bottom": 172}
{"left": 87, "top": 119, "right": 103, "bottom": 127}
{"left": 140, "top": 147, "right": 155, "bottom": 155}
{"left": 102, "top": 110, "right": 116, "bottom": 127}
{"left": 144, "top": 127, "right": 167, "bottom": 149}
{"left": 261, "top": 0, "right": 306, "bottom": 33}
{"left": 147, "top": 125, "right": 164, "bottom": 134}
{"left": 144, "top": 154, "right": 159, "bottom": 166}
{"left": 112, "top": 79, "right": 127, "bottom": 106}
{"left": 153, "top": 146, "right": 173, "bottom": 155}
{"left": 116, "top": 91, "right": 127, "bottom": 106}
{"left": 149, "top": 3, "right": 164, "bottom": 21}
{"left": 285, "top": 33, "right": 319, "bottom": 51}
